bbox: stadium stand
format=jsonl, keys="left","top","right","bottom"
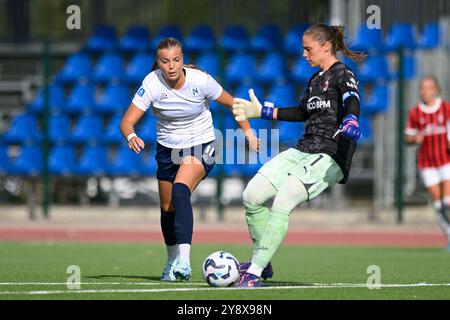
{"left": 1, "top": 20, "right": 445, "bottom": 208}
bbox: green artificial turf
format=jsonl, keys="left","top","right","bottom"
{"left": 0, "top": 241, "right": 449, "bottom": 300}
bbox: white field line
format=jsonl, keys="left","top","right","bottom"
{"left": 0, "top": 282, "right": 206, "bottom": 286}
{"left": 0, "top": 282, "right": 449, "bottom": 295}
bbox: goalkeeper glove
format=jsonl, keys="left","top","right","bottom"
{"left": 337, "top": 114, "right": 361, "bottom": 142}
{"left": 232, "top": 89, "right": 275, "bottom": 121}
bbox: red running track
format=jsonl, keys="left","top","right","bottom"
{"left": 0, "top": 227, "right": 447, "bottom": 247}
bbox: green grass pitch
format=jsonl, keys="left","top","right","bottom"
{"left": 0, "top": 241, "right": 449, "bottom": 300}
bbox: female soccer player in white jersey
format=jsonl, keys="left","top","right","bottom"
{"left": 405, "top": 76, "right": 450, "bottom": 250}
{"left": 231, "top": 24, "right": 365, "bottom": 287}
{"left": 120, "top": 37, "right": 259, "bottom": 281}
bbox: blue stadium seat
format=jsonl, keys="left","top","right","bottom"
{"left": 239, "top": 162, "right": 261, "bottom": 178}
{"left": 266, "top": 83, "right": 298, "bottom": 107}
{"left": 151, "top": 25, "right": 183, "bottom": 49}
{"left": 10, "top": 146, "right": 42, "bottom": 176}
{"left": 349, "top": 25, "right": 384, "bottom": 54}
{"left": 27, "top": 84, "right": 66, "bottom": 115}
{"left": 48, "top": 145, "right": 78, "bottom": 176}
{"left": 215, "top": 83, "right": 264, "bottom": 131}
{"left": 224, "top": 53, "right": 256, "bottom": 84}
{"left": 119, "top": 25, "right": 151, "bottom": 52}
{"left": 234, "top": 83, "right": 264, "bottom": 102}
{"left": 76, "top": 146, "right": 110, "bottom": 176}
{"left": 184, "top": 24, "right": 216, "bottom": 52}
{"left": 256, "top": 52, "right": 287, "bottom": 84}
{"left": 65, "top": 83, "right": 96, "bottom": 114}
{"left": 71, "top": 115, "right": 103, "bottom": 145}
{"left": 341, "top": 56, "right": 359, "bottom": 76}
{"left": 384, "top": 23, "right": 417, "bottom": 52}
{"left": 139, "top": 114, "right": 157, "bottom": 143}
{"left": 219, "top": 25, "right": 250, "bottom": 52}
{"left": 2, "top": 114, "right": 42, "bottom": 145}
{"left": 96, "top": 84, "right": 131, "bottom": 115}
{"left": 222, "top": 144, "right": 270, "bottom": 178}
{"left": 48, "top": 114, "right": 71, "bottom": 145}
{"left": 390, "top": 53, "right": 416, "bottom": 80}
{"left": 0, "top": 146, "right": 12, "bottom": 175}
{"left": 250, "top": 24, "right": 282, "bottom": 52}
{"left": 284, "top": 24, "right": 309, "bottom": 55}
{"left": 195, "top": 52, "right": 220, "bottom": 78}
{"left": 365, "top": 85, "right": 389, "bottom": 114}
{"left": 124, "top": 52, "right": 153, "bottom": 84}
{"left": 139, "top": 150, "right": 158, "bottom": 177}
{"left": 109, "top": 146, "right": 147, "bottom": 176}
{"left": 358, "top": 116, "right": 372, "bottom": 144}
{"left": 290, "top": 57, "right": 320, "bottom": 85}
{"left": 357, "top": 55, "right": 390, "bottom": 83}
{"left": 418, "top": 22, "right": 440, "bottom": 49}
{"left": 275, "top": 120, "right": 304, "bottom": 147}
{"left": 102, "top": 115, "right": 124, "bottom": 144}
{"left": 85, "top": 25, "right": 118, "bottom": 52}
{"left": 55, "top": 53, "right": 92, "bottom": 84}
{"left": 93, "top": 52, "right": 125, "bottom": 84}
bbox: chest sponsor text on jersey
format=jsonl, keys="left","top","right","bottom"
{"left": 307, "top": 96, "right": 331, "bottom": 111}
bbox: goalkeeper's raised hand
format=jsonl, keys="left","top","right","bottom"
{"left": 232, "top": 89, "right": 275, "bottom": 121}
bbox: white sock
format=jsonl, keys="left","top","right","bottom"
{"left": 178, "top": 244, "right": 191, "bottom": 265}
{"left": 166, "top": 245, "right": 178, "bottom": 261}
{"left": 432, "top": 200, "right": 450, "bottom": 238}
{"left": 433, "top": 200, "right": 442, "bottom": 210}
{"left": 443, "top": 196, "right": 450, "bottom": 207}
{"left": 247, "top": 263, "right": 263, "bottom": 277}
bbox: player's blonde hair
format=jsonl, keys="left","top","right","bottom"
{"left": 304, "top": 24, "right": 366, "bottom": 62}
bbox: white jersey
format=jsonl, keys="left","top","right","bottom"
{"left": 132, "top": 67, "right": 223, "bottom": 149}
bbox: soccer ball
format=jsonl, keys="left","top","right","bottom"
{"left": 202, "top": 251, "right": 240, "bottom": 287}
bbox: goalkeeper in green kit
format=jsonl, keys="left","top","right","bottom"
{"left": 232, "top": 24, "right": 365, "bottom": 288}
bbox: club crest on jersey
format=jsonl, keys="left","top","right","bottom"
{"left": 322, "top": 80, "right": 329, "bottom": 91}
{"left": 137, "top": 87, "right": 145, "bottom": 97}
{"left": 191, "top": 87, "right": 200, "bottom": 96}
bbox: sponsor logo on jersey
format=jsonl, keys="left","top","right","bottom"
{"left": 346, "top": 77, "right": 358, "bottom": 90}
{"left": 160, "top": 92, "right": 168, "bottom": 100}
{"left": 307, "top": 96, "right": 331, "bottom": 110}
{"left": 137, "top": 87, "right": 145, "bottom": 97}
{"left": 322, "top": 80, "right": 329, "bottom": 91}
{"left": 423, "top": 124, "right": 447, "bottom": 136}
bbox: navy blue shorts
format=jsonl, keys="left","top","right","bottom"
{"left": 155, "top": 141, "right": 216, "bottom": 182}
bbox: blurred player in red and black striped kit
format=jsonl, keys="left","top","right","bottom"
{"left": 405, "top": 76, "right": 450, "bottom": 251}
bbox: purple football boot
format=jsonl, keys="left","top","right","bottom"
{"left": 234, "top": 272, "right": 263, "bottom": 288}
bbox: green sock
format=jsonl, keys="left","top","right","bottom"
{"left": 244, "top": 201, "right": 270, "bottom": 255}
{"left": 253, "top": 208, "right": 290, "bottom": 269}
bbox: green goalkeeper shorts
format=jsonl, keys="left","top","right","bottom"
{"left": 258, "top": 148, "right": 344, "bottom": 201}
